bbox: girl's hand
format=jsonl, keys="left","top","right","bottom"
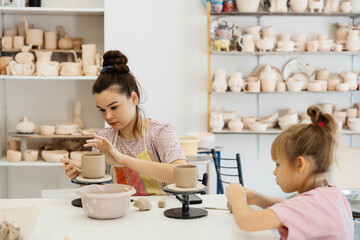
{"left": 244, "top": 188, "right": 259, "bottom": 206}
{"left": 83, "top": 135, "right": 125, "bottom": 165}
{"left": 60, "top": 158, "right": 81, "bottom": 179}
{"left": 225, "top": 183, "right": 246, "bottom": 204}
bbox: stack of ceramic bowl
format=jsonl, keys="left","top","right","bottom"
{"left": 347, "top": 118, "right": 360, "bottom": 132}
{"left": 259, "top": 112, "right": 278, "bottom": 129}
{"left": 278, "top": 109, "right": 299, "bottom": 130}
{"left": 55, "top": 123, "right": 79, "bottom": 135}
{"left": 248, "top": 121, "right": 268, "bottom": 132}
{"left": 42, "top": 150, "right": 68, "bottom": 162}
{"left": 186, "top": 132, "right": 215, "bottom": 149}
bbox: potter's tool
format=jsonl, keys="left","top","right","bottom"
{"left": 203, "top": 207, "right": 228, "bottom": 211}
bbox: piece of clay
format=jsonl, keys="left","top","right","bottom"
{"left": 158, "top": 199, "right": 166, "bottom": 208}
{"left": 133, "top": 197, "right": 152, "bottom": 211}
{"left": 227, "top": 201, "right": 232, "bottom": 213}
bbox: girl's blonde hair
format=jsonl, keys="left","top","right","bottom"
{"left": 271, "top": 105, "right": 339, "bottom": 174}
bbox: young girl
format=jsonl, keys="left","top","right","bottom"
{"left": 226, "top": 105, "right": 354, "bottom": 239}
{"left": 61, "top": 50, "right": 187, "bottom": 196}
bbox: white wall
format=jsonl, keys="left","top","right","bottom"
{"left": 105, "top": 0, "right": 360, "bottom": 197}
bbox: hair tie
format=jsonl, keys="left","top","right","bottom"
{"left": 318, "top": 122, "right": 325, "bottom": 127}
{"left": 100, "top": 65, "right": 115, "bottom": 74}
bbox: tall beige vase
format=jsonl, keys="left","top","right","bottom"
{"left": 44, "top": 32, "right": 57, "bottom": 49}
{"left": 82, "top": 44, "right": 96, "bottom": 69}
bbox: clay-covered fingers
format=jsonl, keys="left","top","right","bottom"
{"left": 66, "top": 167, "right": 79, "bottom": 179}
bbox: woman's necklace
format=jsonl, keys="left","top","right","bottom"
{"left": 118, "top": 134, "right": 141, "bottom": 157}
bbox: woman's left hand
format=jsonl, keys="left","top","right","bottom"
{"left": 225, "top": 183, "right": 247, "bottom": 204}
{"left": 84, "top": 135, "right": 125, "bottom": 165}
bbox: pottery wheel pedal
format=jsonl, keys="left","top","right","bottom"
{"left": 163, "top": 183, "right": 208, "bottom": 219}
{"left": 70, "top": 174, "right": 112, "bottom": 208}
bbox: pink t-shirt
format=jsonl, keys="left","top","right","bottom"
{"left": 270, "top": 187, "right": 354, "bottom": 240}
{"left": 93, "top": 119, "right": 186, "bottom": 164}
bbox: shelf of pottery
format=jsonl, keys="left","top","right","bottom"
{"left": 206, "top": 0, "right": 360, "bottom": 135}
{"left": 0, "top": 16, "right": 103, "bottom": 79}
{"left": 1, "top": 101, "right": 99, "bottom": 166}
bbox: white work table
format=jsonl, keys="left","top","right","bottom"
{"left": 0, "top": 194, "right": 277, "bottom": 240}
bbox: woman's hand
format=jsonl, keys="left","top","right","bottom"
{"left": 225, "top": 183, "right": 246, "bottom": 204}
{"left": 83, "top": 135, "right": 125, "bottom": 165}
{"left": 60, "top": 158, "right": 81, "bottom": 179}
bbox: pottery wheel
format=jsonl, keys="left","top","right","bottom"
{"left": 165, "top": 183, "right": 206, "bottom": 193}
{"left": 74, "top": 174, "right": 112, "bottom": 184}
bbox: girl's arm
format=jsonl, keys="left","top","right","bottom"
{"left": 245, "top": 188, "right": 284, "bottom": 208}
{"left": 84, "top": 135, "right": 187, "bottom": 183}
{"left": 226, "top": 183, "right": 283, "bottom": 232}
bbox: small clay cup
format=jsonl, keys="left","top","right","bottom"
{"left": 174, "top": 165, "right": 198, "bottom": 188}
{"left": 8, "top": 140, "right": 21, "bottom": 151}
{"left": 81, "top": 153, "right": 105, "bottom": 179}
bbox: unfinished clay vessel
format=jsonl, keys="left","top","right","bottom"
{"left": 82, "top": 44, "right": 96, "bottom": 69}
{"left": 24, "top": 149, "right": 38, "bottom": 162}
{"left": 44, "top": 32, "right": 57, "bottom": 49}
{"left": 81, "top": 153, "right": 105, "bottom": 179}
{"left": 174, "top": 165, "right": 198, "bottom": 188}
{"left": 22, "top": 16, "right": 43, "bottom": 49}
{"left": 15, "top": 45, "right": 35, "bottom": 64}
{"left": 58, "top": 33, "right": 73, "bottom": 49}
{"left": 8, "top": 140, "right": 21, "bottom": 151}
{"left": 40, "top": 125, "right": 55, "bottom": 136}
{"left": 212, "top": 69, "right": 227, "bottom": 92}
{"left": 290, "top": 0, "right": 308, "bottom": 12}
{"left": 7, "top": 150, "right": 21, "bottom": 162}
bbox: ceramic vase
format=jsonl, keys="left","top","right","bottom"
{"left": 228, "top": 118, "right": 244, "bottom": 131}
{"left": 346, "top": 30, "right": 360, "bottom": 51}
{"left": 210, "top": 112, "right": 224, "bottom": 131}
{"left": 45, "top": 32, "right": 57, "bottom": 49}
{"left": 228, "top": 72, "right": 244, "bottom": 92}
{"left": 212, "top": 69, "right": 227, "bottom": 92}
{"left": 82, "top": 44, "right": 97, "bottom": 69}
{"left": 290, "top": 0, "right": 308, "bottom": 12}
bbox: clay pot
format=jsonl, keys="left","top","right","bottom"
{"left": 36, "top": 61, "right": 59, "bottom": 76}
{"left": 44, "top": 32, "right": 57, "bottom": 49}
{"left": 228, "top": 118, "right": 244, "bottom": 131}
{"left": 55, "top": 123, "right": 79, "bottom": 135}
{"left": 7, "top": 150, "right": 21, "bottom": 162}
{"left": 13, "top": 36, "right": 25, "bottom": 50}
{"left": 84, "top": 65, "right": 100, "bottom": 76}
{"left": 0, "top": 57, "right": 13, "bottom": 75}
{"left": 40, "top": 125, "right": 55, "bottom": 136}
{"left": 24, "top": 149, "right": 38, "bottom": 162}
{"left": 8, "top": 140, "right": 21, "bottom": 151}
{"left": 1, "top": 36, "right": 13, "bottom": 50}
{"left": 212, "top": 69, "right": 227, "bottom": 92}
{"left": 22, "top": 16, "right": 43, "bottom": 49}
{"left": 210, "top": 112, "right": 224, "bottom": 131}
{"left": 81, "top": 153, "right": 106, "bottom": 179}
{"left": 174, "top": 165, "right": 198, "bottom": 188}
{"left": 16, "top": 117, "right": 35, "bottom": 133}
{"left": 60, "top": 62, "right": 82, "bottom": 76}
{"left": 58, "top": 33, "right": 73, "bottom": 49}
{"left": 17, "top": 23, "right": 33, "bottom": 37}
{"left": 35, "top": 51, "right": 53, "bottom": 62}
{"left": 82, "top": 44, "right": 96, "bottom": 69}
{"left": 42, "top": 150, "right": 68, "bottom": 162}
{"left": 228, "top": 72, "right": 244, "bottom": 92}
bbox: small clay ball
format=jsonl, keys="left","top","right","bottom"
{"left": 227, "top": 201, "right": 232, "bottom": 213}
{"left": 133, "top": 197, "right": 152, "bottom": 211}
{"left": 158, "top": 199, "right": 166, "bottom": 208}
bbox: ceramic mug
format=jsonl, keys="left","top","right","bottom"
{"left": 174, "top": 165, "right": 198, "bottom": 188}
{"left": 277, "top": 41, "right": 295, "bottom": 52}
{"left": 81, "top": 153, "right": 105, "bottom": 179}
{"left": 306, "top": 41, "right": 319, "bottom": 52}
{"left": 13, "top": 36, "right": 24, "bottom": 49}
{"left": 346, "top": 108, "right": 358, "bottom": 118}
{"left": 243, "top": 81, "right": 260, "bottom": 92}
{"left": 261, "top": 79, "right": 276, "bottom": 92}
{"left": 318, "top": 103, "right": 334, "bottom": 114}
{"left": 286, "top": 80, "right": 304, "bottom": 92}
{"left": 331, "top": 43, "right": 343, "bottom": 52}
{"left": 327, "top": 78, "right": 340, "bottom": 91}
{"left": 279, "top": 33, "right": 291, "bottom": 42}
{"left": 307, "top": 82, "right": 322, "bottom": 92}
{"left": 44, "top": 32, "right": 57, "bottom": 49}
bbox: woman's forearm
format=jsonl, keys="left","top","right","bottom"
{"left": 119, "top": 155, "right": 186, "bottom": 183}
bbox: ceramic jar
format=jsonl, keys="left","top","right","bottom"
{"left": 82, "top": 44, "right": 97, "bottom": 69}
{"left": 294, "top": 34, "right": 311, "bottom": 51}
{"left": 24, "top": 149, "right": 38, "bottom": 162}
{"left": 269, "top": 0, "right": 288, "bottom": 12}
{"left": 58, "top": 33, "right": 73, "bottom": 49}
{"left": 212, "top": 69, "right": 227, "bottom": 92}
{"left": 238, "top": 34, "right": 255, "bottom": 52}
{"left": 16, "top": 117, "right": 35, "bottom": 133}
{"left": 7, "top": 150, "right": 21, "bottom": 162}
{"left": 210, "top": 112, "right": 224, "bottom": 131}
{"left": 228, "top": 72, "right": 244, "bottom": 92}
{"left": 44, "top": 32, "right": 57, "bottom": 49}
{"left": 346, "top": 30, "right": 360, "bottom": 51}
{"left": 290, "top": 0, "right": 308, "bottom": 13}
{"left": 341, "top": 71, "right": 358, "bottom": 91}
{"left": 84, "top": 65, "right": 100, "bottom": 76}
{"left": 228, "top": 118, "right": 244, "bottom": 131}
{"left": 255, "top": 38, "right": 275, "bottom": 52}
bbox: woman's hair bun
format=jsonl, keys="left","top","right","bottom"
{"left": 102, "top": 50, "right": 129, "bottom": 73}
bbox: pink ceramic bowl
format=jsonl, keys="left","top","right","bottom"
{"left": 76, "top": 184, "right": 136, "bottom": 219}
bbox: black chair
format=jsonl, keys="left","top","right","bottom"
{"left": 211, "top": 149, "right": 243, "bottom": 194}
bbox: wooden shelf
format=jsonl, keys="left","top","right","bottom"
{"left": 8, "top": 133, "right": 95, "bottom": 139}
{"left": 0, "top": 76, "right": 97, "bottom": 81}
{"left": 0, "top": 7, "right": 104, "bottom": 16}
{"left": 211, "top": 12, "right": 360, "bottom": 17}
{"left": 212, "top": 128, "right": 360, "bottom": 135}
{"left": 2, "top": 49, "right": 82, "bottom": 54}
{"left": 0, "top": 157, "right": 63, "bottom": 167}
{"left": 211, "top": 50, "right": 360, "bottom": 56}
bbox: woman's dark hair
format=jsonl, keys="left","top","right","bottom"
{"left": 271, "top": 105, "right": 339, "bottom": 175}
{"left": 92, "top": 50, "right": 142, "bottom": 136}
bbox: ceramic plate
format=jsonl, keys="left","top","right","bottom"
{"left": 210, "top": 17, "right": 242, "bottom": 41}
{"left": 287, "top": 72, "right": 310, "bottom": 90}
{"left": 166, "top": 183, "right": 206, "bottom": 192}
{"left": 253, "top": 64, "right": 284, "bottom": 82}
{"left": 283, "top": 58, "right": 314, "bottom": 81}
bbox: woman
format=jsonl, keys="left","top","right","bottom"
{"left": 61, "top": 50, "right": 187, "bottom": 196}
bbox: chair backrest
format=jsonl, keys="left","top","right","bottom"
{"left": 211, "top": 149, "right": 243, "bottom": 194}
{"left": 328, "top": 146, "right": 360, "bottom": 189}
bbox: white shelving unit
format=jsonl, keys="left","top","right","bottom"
{"left": 0, "top": 6, "right": 105, "bottom": 198}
